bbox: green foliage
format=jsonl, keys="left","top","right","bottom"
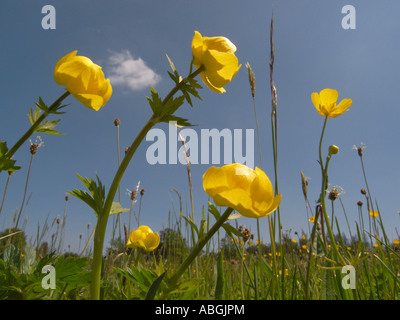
{"left": 166, "top": 54, "right": 202, "bottom": 107}
{"left": 68, "top": 174, "right": 105, "bottom": 215}
{"left": 0, "top": 140, "right": 22, "bottom": 172}
{"left": 146, "top": 56, "right": 202, "bottom": 127}
{"left": 27, "top": 104, "right": 64, "bottom": 136}
{"left": 115, "top": 264, "right": 167, "bottom": 300}
{"left": 0, "top": 249, "right": 91, "bottom": 300}
{"left": 0, "top": 229, "right": 26, "bottom": 254}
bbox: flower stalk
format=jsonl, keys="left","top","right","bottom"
{"left": 318, "top": 116, "right": 345, "bottom": 265}
{"left": 89, "top": 68, "right": 204, "bottom": 300}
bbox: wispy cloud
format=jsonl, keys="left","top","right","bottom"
{"left": 107, "top": 50, "right": 161, "bottom": 91}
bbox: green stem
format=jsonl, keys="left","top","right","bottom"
{"left": 5, "top": 91, "right": 70, "bottom": 160}
{"left": 167, "top": 207, "right": 234, "bottom": 290}
{"left": 90, "top": 67, "right": 203, "bottom": 300}
{"left": 90, "top": 115, "right": 158, "bottom": 300}
{"left": 318, "top": 117, "right": 345, "bottom": 265}
{"left": 360, "top": 156, "right": 375, "bottom": 213}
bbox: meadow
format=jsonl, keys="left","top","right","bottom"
{"left": 0, "top": 17, "right": 399, "bottom": 301}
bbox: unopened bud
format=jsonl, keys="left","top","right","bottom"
{"left": 360, "top": 188, "right": 367, "bottom": 195}
{"left": 114, "top": 118, "right": 120, "bottom": 126}
{"left": 329, "top": 145, "right": 339, "bottom": 155}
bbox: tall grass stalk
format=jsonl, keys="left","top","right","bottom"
{"left": 15, "top": 144, "right": 37, "bottom": 230}
{"left": 0, "top": 172, "right": 13, "bottom": 217}
{"left": 268, "top": 14, "right": 285, "bottom": 298}
{"left": 245, "top": 61, "right": 265, "bottom": 299}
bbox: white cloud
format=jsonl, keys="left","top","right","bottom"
{"left": 107, "top": 50, "right": 161, "bottom": 91}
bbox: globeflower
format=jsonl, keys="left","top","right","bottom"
{"left": 54, "top": 51, "right": 112, "bottom": 111}
{"left": 202, "top": 163, "right": 281, "bottom": 218}
{"left": 191, "top": 31, "right": 241, "bottom": 93}
{"left": 311, "top": 88, "right": 352, "bottom": 118}
{"left": 126, "top": 226, "right": 160, "bottom": 252}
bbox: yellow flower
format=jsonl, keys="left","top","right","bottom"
{"left": 309, "top": 216, "right": 316, "bottom": 223}
{"left": 311, "top": 88, "right": 352, "bottom": 118}
{"left": 393, "top": 239, "right": 400, "bottom": 245}
{"left": 302, "top": 245, "right": 307, "bottom": 250}
{"left": 292, "top": 239, "right": 297, "bottom": 244}
{"left": 279, "top": 269, "right": 289, "bottom": 276}
{"left": 203, "top": 163, "right": 281, "bottom": 218}
{"left": 369, "top": 210, "right": 379, "bottom": 218}
{"left": 126, "top": 225, "right": 160, "bottom": 252}
{"left": 191, "top": 31, "right": 241, "bottom": 93}
{"left": 54, "top": 51, "right": 112, "bottom": 111}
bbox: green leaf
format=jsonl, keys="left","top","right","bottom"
{"left": 0, "top": 156, "right": 21, "bottom": 172}
{"left": 0, "top": 140, "right": 21, "bottom": 171}
{"left": 36, "top": 97, "right": 49, "bottom": 113}
{"left": 28, "top": 105, "right": 64, "bottom": 135}
{"left": 208, "top": 202, "right": 221, "bottom": 220}
{"left": 36, "top": 119, "right": 64, "bottom": 135}
{"left": 166, "top": 54, "right": 177, "bottom": 74}
{"left": 145, "top": 271, "right": 166, "bottom": 300}
{"left": 36, "top": 96, "right": 67, "bottom": 115}
{"left": 198, "top": 210, "right": 207, "bottom": 240}
{"left": 160, "top": 115, "right": 194, "bottom": 127}
{"left": 68, "top": 188, "right": 98, "bottom": 214}
{"left": 179, "top": 211, "right": 199, "bottom": 238}
{"left": 68, "top": 174, "right": 105, "bottom": 215}
{"left": 146, "top": 87, "right": 163, "bottom": 116}
{"left": 161, "top": 95, "right": 185, "bottom": 117}
{"left": 222, "top": 223, "right": 245, "bottom": 239}
{"left": 54, "top": 256, "right": 91, "bottom": 285}
{"left": 22, "top": 244, "right": 37, "bottom": 275}
{"left": 0, "top": 140, "right": 8, "bottom": 157}
{"left": 180, "top": 77, "right": 202, "bottom": 107}
{"left": 109, "top": 202, "right": 130, "bottom": 215}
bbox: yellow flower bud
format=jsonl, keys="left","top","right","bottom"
{"left": 191, "top": 31, "right": 241, "bottom": 93}
{"left": 126, "top": 226, "right": 160, "bottom": 252}
{"left": 202, "top": 163, "right": 281, "bottom": 219}
{"left": 54, "top": 51, "right": 112, "bottom": 111}
{"left": 311, "top": 88, "right": 352, "bottom": 118}
{"left": 329, "top": 145, "right": 339, "bottom": 155}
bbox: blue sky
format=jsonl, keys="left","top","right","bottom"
{"left": 1, "top": 1, "right": 399, "bottom": 253}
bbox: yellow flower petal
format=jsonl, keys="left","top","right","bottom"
{"left": 191, "top": 31, "right": 240, "bottom": 93}
{"left": 126, "top": 225, "right": 160, "bottom": 252}
{"left": 369, "top": 210, "right": 379, "bottom": 218}
{"left": 54, "top": 51, "right": 112, "bottom": 110}
{"left": 203, "top": 163, "right": 281, "bottom": 218}
{"left": 311, "top": 88, "right": 352, "bottom": 118}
